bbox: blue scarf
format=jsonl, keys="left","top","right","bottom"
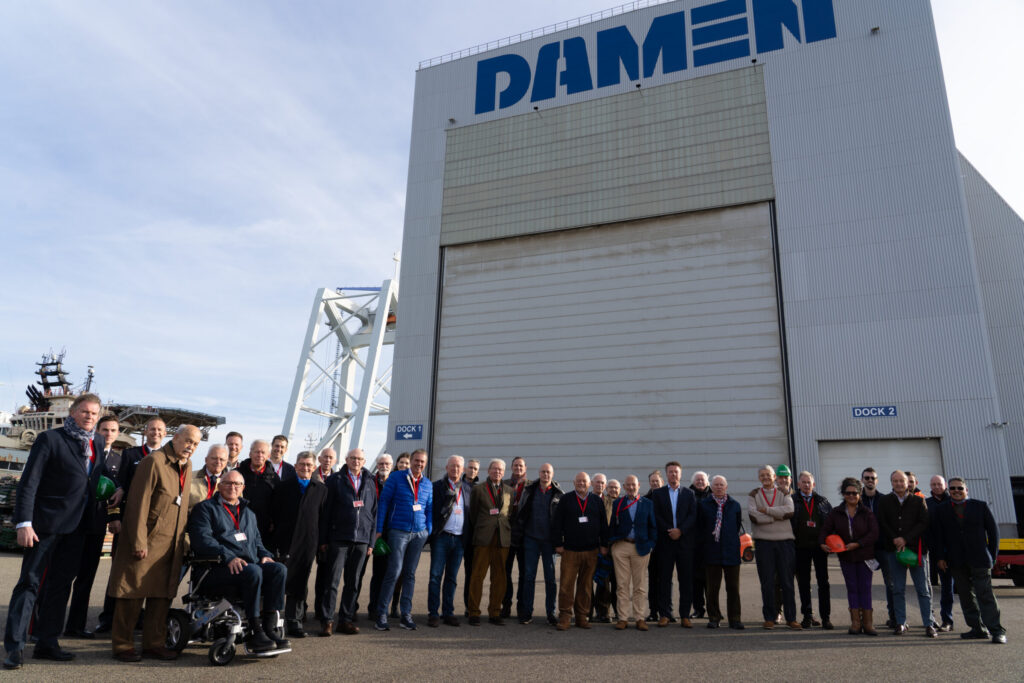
{"left": 63, "top": 414, "right": 95, "bottom": 459}
{"left": 297, "top": 478, "right": 311, "bottom": 494}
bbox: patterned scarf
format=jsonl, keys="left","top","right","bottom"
{"left": 63, "top": 413, "right": 95, "bottom": 460}
{"left": 712, "top": 495, "right": 727, "bottom": 542}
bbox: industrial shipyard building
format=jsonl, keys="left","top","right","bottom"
{"left": 387, "top": 0, "right": 1024, "bottom": 534}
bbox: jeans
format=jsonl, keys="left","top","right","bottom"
{"left": 933, "top": 558, "right": 955, "bottom": 625}
{"left": 950, "top": 565, "right": 1004, "bottom": 636}
{"left": 376, "top": 529, "right": 428, "bottom": 619}
{"left": 754, "top": 539, "right": 796, "bottom": 622}
{"left": 521, "top": 537, "right": 557, "bottom": 620}
{"left": 427, "top": 532, "right": 465, "bottom": 618}
{"left": 203, "top": 562, "right": 287, "bottom": 621}
{"left": 878, "top": 546, "right": 895, "bottom": 621}
{"left": 879, "top": 550, "right": 931, "bottom": 627}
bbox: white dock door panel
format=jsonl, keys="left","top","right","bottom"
{"left": 817, "top": 439, "right": 943, "bottom": 503}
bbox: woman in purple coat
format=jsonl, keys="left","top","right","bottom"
{"left": 819, "top": 477, "right": 879, "bottom": 636}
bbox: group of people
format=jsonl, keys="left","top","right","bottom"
{"left": 1, "top": 393, "right": 1009, "bottom": 670}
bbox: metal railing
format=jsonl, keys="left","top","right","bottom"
{"left": 417, "top": 0, "right": 678, "bottom": 69}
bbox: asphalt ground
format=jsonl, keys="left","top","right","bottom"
{"left": 0, "top": 552, "right": 1020, "bottom": 682}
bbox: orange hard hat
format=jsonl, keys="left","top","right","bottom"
{"left": 825, "top": 534, "right": 847, "bottom": 553}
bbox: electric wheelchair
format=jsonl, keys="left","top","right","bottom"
{"left": 165, "top": 554, "right": 291, "bottom": 665}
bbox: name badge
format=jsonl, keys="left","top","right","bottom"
{"left": 489, "top": 508, "right": 499, "bottom": 515}
{"left": 806, "top": 521, "right": 816, "bottom": 528}
{"left": 353, "top": 501, "right": 364, "bottom": 508}
{"left": 454, "top": 507, "right": 462, "bottom": 514}
{"left": 412, "top": 504, "right": 422, "bottom": 511}
{"left": 234, "top": 532, "right": 247, "bottom": 541}
{"left": 174, "top": 495, "right": 182, "bottom": 507}
{"left": 578, "top": 516, "right": 588, "bottom": 524}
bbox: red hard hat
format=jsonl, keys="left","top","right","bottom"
{"left": 825, "top": 534, "right": 847, "bottom": 553}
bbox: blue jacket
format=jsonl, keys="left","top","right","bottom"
{"left": 608, "top": 495, "right": 657, "bottom": 556}
{"left": 376, "top": 469, "right": 432, "bottom": 534}
{"left": 696, "top": 495, "right": 743, "bottom": 566}
{"left": 322, "top": 465, "right": 378, "bottom": 545}
{"left": 935, "top": 498, "right": 1000, "bottom": 569}
{"left": 188, "top": 493, "right": 272, "bottom": 564}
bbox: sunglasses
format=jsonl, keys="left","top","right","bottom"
{"left": 862, "top": 476, "right": 876, "bottom": 480}
{"left": 948, "top": 486, "right": 965, "bottom": 491}
{"left": 843, "top": 491, "right": 859, "bottom": 496}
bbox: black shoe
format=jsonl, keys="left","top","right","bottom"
{"left": 286, "top": 623, "right": 306, "bottom": 638}
{"left": 488, "top": 617, "right": 505, "bottom": 626}
{"left": 443, "top": 616, "right": 460, "bottom": 627}
{"left": 247, "top": 629, "right": 276, "bottom": 653}
{"left": 992, "top": 633, "right": 1007, "bottom": 644}
{"left": 2, "top": 650, "right": 22, "bottom": 670}
{"left": 518, "top": 616, "right": 533, "bottom": 625}
{"left": 707, "top": 620, "right": 720, "bottom": 629}
{"left": 262, "top": 614, "right": 290, "bottom": 649}
{"left": 33, "top": 645, "right": 75, "bottom": 662}
{"left": 94, "top": 622, "right": 112, "bottom": 634}
{"left": 499, "top": 607, "right": 511, "bottom": 619}
{"left": 63, "top": 628, "right": 95, "bottom": 639}
{"left": 961, "top": 629, "right": 989, "bottom": 640}
{"left": 821, "top": 619, "right": 834, "bottom": 630}
{"left": 667, "top": 616, "right": 677, "bottom": 623}
{"left": 729, "top": 622, "right": 745, "bottom": 630}
{"left": 547, "top": 614, "right": 558, "bottom": 626}
{"left": 691, "top": 610, "right": 705, "bottom": 619}
{"left": 938, "top": 621, "right": 953, "bottom": 632}
{"left": 428, "top": 615, "right": 440, "bottom": 628}
{"left": 468, "top": 616, "right": 481, "bottom": 626}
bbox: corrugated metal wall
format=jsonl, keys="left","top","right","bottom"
{"left": 432, "top": 203, "right": 788, "bottom": 488}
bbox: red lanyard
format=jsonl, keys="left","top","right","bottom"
{"left": 449, "top": 479, "right": 462, "bottom": 504}
{"left": 616, "top": 496, "right": 638, "bottom": 516}
{"left": 801, "top": 495, "right": 814, "bottom": 518}
{"left": 254, "top": 463, "right": 266, "bottom": 475}
{"left": 206, "top": 474, "right": 216, "bottom": 499}
{"left": 89, "top": 439, "right": 97, "bottom": 465}
{"left": 142, "top": 444, "right": 150, "bottom": 457}
{"left": 222, "top": 503, "right": 240, "bottom": 530}
{"left": 320, "top": 467, "right": 330, "bottom": 479}
{"left": 514, "top": 480, "right": 525, "bottom": 503}
{"left": 178, "top": 465, "right": 187, "bottom": 494}
{"left": 576, "top": 494, "right": 588, "bottom": 516}
{"left": 761, "top": 488, "right": 777, "bottom": 507}
{"left": 410, "top": 473, "right": 421, "bottom": 502}
{"left": 349, "top": 471, "right": 361, "bottom": 492}
{"left": 485, "top": 482, "right": 499, "bottom": 507}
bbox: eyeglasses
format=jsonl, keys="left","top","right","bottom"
{"left": 948, "top": 486, "right": 965, "bottom": 491}
{"left": 219, "top": 482, "right": 244, "bottom": 488}
{"left": 843, "top": 491, "right": 859, "bottom": 496}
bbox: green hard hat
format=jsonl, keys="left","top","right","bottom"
{"left": 373, "top": 536, "right": 392, "bottom": 557}
{"left": 95, "top": 475, "right": 117, "bottom": 501}
{"left": 776, "top": 464, "right": 792, "bottom": 477}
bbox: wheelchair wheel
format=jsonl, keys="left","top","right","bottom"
{"left": 209, "top": 638, "right": 235, "bottom": 666}
{"left": 166, "top": 609, "right": 191, "bottom": 652}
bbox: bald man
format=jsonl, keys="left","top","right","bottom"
{"left": 552, "top": 472, "right": 609, "bottom": 631}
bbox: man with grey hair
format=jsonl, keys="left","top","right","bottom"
{"left": 314, "top": 447, "right": 337, "bottom": 483}
{"left": 592, "top": 473, "right": 607, "bottom": 498}
{"left": 926, "top": 474, "right": 954, "bottom": 631}
{"left": 188, "top": 444, "right": 229, "bottom": 510}
{"left": 428, "top": 455, "right": 472, "bottom": 627}
{"left": 553, "top": 472, "right": 609, "bottom": 630}
{"left": 467, "top": 459, "right": 512, "bottom": 625}
{"left": 358, "top": 452, "right": 394, "bottom": 621}
{"left": 461, "top": 457, "right": 480, "bottom": 613}
{"left": 593, "top": 478, "right": 621, "bottom": 623}
{"left": 689, "top": 470, "right": 711, "bottom": 619}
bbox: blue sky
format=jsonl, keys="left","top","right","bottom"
{"left": 1, "top": 0, "right": 1021, "bottom": 461}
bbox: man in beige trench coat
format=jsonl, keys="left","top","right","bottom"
{"left": 108, "top": 425, "right": 199, "bottom": 662}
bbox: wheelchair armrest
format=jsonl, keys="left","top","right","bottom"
{"left": 187, "top": 554, "right": 225, "bottom": 566}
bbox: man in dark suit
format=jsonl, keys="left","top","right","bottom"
{"left": 269, "top": 434, "right": 297, "bottom": 482}
{"left": 95, "top": 416, "right": 166, "bottom": 633}
{"left": 427, "top": 455, "right": 472, "bottom": 627}
{"left": 500, "top": 456, "right": 530, "bottom": 619}
{"left": 935, "top": 477, "right": 1006, "bottom": 644}
{"left": 61, "top": 414, "right": 125, "bottom": 638}
{"left": 272, "top": 451, "right": 327, "bottom": 638}
{"left": 651, "top": 460, "right": 697, "bottom": 628}
{"left": 3, "top": 393, "right": 108, "bottom": 669}
{"left": 239, "top": 440, "right": 282, "bottom": 550}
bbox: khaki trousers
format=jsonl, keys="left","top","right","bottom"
{"left": 558, "top": 549, "right": 598, "bottom": 620}
{"left": 468, "top": 533, "right": 508, "bottom": 618}
{"left": 611, "top": 541, "right": 650, "bottom": 622}
{"left": 111, "top": 597, "right": 170, "bottom": 654}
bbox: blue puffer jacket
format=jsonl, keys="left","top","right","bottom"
{"left": 376, "top": 469, "right": 432, "bottom": 534}
{"left": 696, "top": 495, "right": 743, "bottom": 566}
{"left": 189, "top": 493, "right": 272, "bottom": 564}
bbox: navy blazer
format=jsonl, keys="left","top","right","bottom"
{"left": 651, "top": 485, "right": 697, "bottom": 545}
{"left": 935, "top": 499, "right": 1000, "bottom": 570}
{"left": 696, "top": 495, "right": 744, "bottom": 566}
{"left": 321, "top": 466, "right": 378, "bottom": 545}
{"left": 15, "top": 428, "right": 107, "bottom": 535}
{"left": 430, "top": 476, "right": 472, "bottom": 543}
{"left": 608, "top": 496, "right": 657, "bottom": 556}
{"left": 189, "top": 493, "right": 272, "bottom": 564}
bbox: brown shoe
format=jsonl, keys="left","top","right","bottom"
{"left": 442, "top": 616, "right": 460, "bottom": 627}
{"left": 319, "top": 621, "right": 333, "bottom": 637}
{"left": 615, "top": 621, "right": 628, "bottom": 630}
{"left": 786, "top": 621, "right": 803, "bottom": 630}
{"left": 556, "top": 616, "right": 571, "bottom": 631}
{"left": 680, "top": 618, "right": 693, "bottom": 628}
{"left": 657, "top": 617, "right": 670, "bottom": 627}
{"left": 762, "top": 621, "right": 775, "bottom": 629}
{"left": 636, "top": 620, "right": 649, "bottom": 631}
{"left": 142, "top": 647, "right": 179, "bottom": 661}
{"left": 427, "top": 615, "right": 440, "bottom": 628}
{"left": 113, "top": 650, "right": 141, "bottom": 662}
{"left": 338, "top": 622, "right": 358, "bottom": 635}
{"left": 576, "top": 617, "right": 591, "bottom": 629}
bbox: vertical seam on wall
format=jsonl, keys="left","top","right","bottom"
{"left": 426, "top": 246, "right": 446, "bottom": 480}
{"left": 769, "top": 199, "right": 797, "bottom": 468}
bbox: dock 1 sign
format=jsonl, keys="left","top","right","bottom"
{"left": 395, "top": 424, "right": 424, "bottom": 441}
{"left": 852, "top": 406, "right": 897, "bottom": 418}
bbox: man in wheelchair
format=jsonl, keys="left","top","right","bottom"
{"left": 187, "top": 470, "right": 289, "bottom": 653}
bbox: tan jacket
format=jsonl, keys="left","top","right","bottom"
{"left": 468, "top": 480, "right": 513, "bottom": 547}
{"left": 188, "top": 469, "right": 219, "bottom": 512}
{"left": 108, "top": 443, "right": 191, "bottom": 599}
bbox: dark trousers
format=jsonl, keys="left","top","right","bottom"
{"left": 322, "top": 541, "right": 369, "bottom": 624}
{"left": 521, "top": 537, "right": 557, "bottom": 620}
{"left": 705, "top": 564, "right": 740, "bottom": 623}
{"left": 462, "top": 544, "right": 475, "bottom": 612}
{"left": 795, "top": 545, "right": 831, "bottom": 619}
{"left": 592, "top": 556, "right": 616, "bottom": 619}
{"left": 840, "top": 560, "right": 873, "bottom": 610}
{"left": 65, "top": 532, "right": 106, "bottom": 632}
{"left": 96, "top": 532, "right": 119, "bottom": 629}
{"left": 4, "top": 531, "right": 84, "bottom": 652}
{"left": 951, "top": 565, "right": 1004, "bottom": 636}
{"left": 282, "top": 554, "right": 315, "bottom": 625}
{"left": 656, "top": 540, "right": 693, "bottom": 620}
{"left": 501, "top": 544, "right": 525, "bottom": 615}
{"left": 691, "top": 560, "right": 706, "bottom": 616}
{"left": 932, "top": 558, "right": 955, "bottom": 625}
{"left": 755, "top": 539, "right": 796, "bottom": 622}
{"left": 204, "top": 562, "right": 287, "bottom": 622}
{"left": 312, "top": 550, "right": 331, "bottom": 622}
{"left": 647, "top": 547, "right": 661, "bottom": 618}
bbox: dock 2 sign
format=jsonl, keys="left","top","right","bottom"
{"left": 852, "top": 406, "right": 897, "bottom": 418}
